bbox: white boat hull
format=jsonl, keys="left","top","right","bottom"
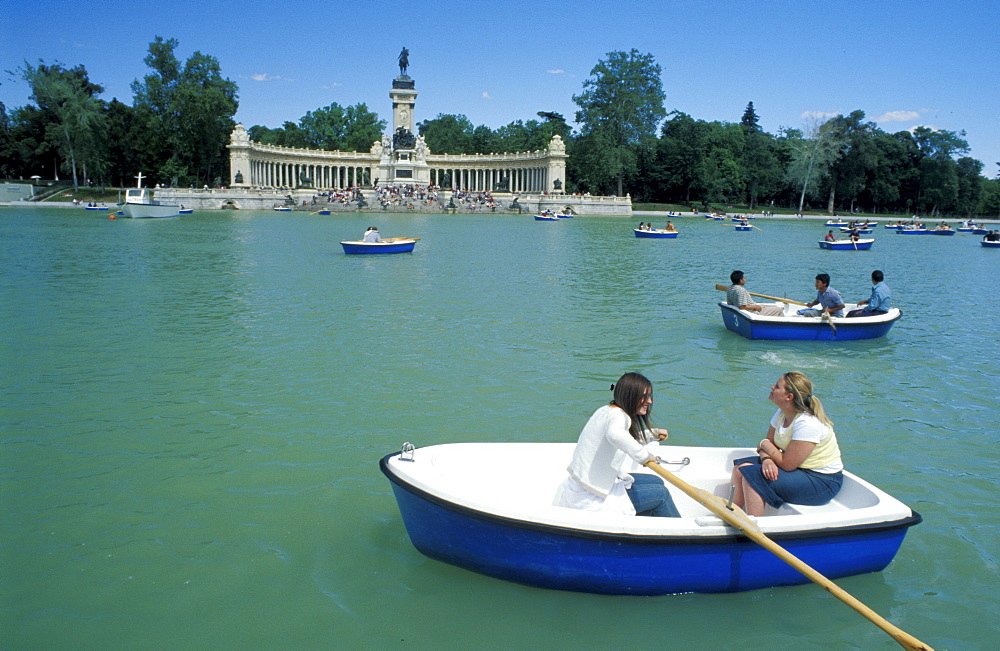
{"left": 122, "top": 202, "right": 178, "bottom": 219}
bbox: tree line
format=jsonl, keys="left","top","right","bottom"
{"left": 2, "top": 37, "right": 238, "bottom": 189}
{"left": 2, "top": 42, "right": 996, "bottom": 217}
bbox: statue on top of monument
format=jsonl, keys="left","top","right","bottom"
{"left": 398, "top": 47, "right": 409, "bottom": 76}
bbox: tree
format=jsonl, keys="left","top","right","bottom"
{"left": 909, "top": 126, "right": 970, "bottom": 216}
{"left": 955, "top": 157, "right": 984, "bottom": 218}
{"left": 17, "top": 61, "right": 107, "bottom": 189}
{"left": 740, "top": 101, "right": 761, "bottom": 133}
{"left": 738, "top": 102, "right": 781, "bottom": 209}
{"left": 104, "top": 98, "right": 141, "bottom": 187}
{"left": 861, "top": 131, "right": 914, "bottom": 213}
{"left": 699, "top": 121, "right": 744, "bottom": 205}
{"left": 783, "top": 119, "right": 844, "bottom": 213}
{"left": 823, "top": 110, "right": 878, "bottom": 213}
{"left": 172, "top": 51, "right": 239, "bottom": 183}
{"left": 130, "top": 37, "right": 238, "bottom": 185}
{"left": 648, "top": 112, "right": 709, "bottom": 204}
{"left": 0, "top": 102, "right": 15, "bottom": 178}
{"left": 537, "top": 111, "right": 572, "bottom": 142}
{"left": 573, "top": 49, "right": 666, "bottom": 196}
{"left": 417, "top": 114, "right": 476, "bottom": 154}
{"left": 297, "top": 102, "right": 386, "bottom": 152}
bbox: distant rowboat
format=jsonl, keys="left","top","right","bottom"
{"left": 819, "top": 238, "right": 875, "bottom": 250}
{"left": 341, "top": 238, "right": 418, "bottom": 254}
{"left": 634, "top": 228, "right": 679, "bottom": 239}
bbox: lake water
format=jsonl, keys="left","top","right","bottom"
{"left": 2, "top": 207, "right": 997, "bottom": 649}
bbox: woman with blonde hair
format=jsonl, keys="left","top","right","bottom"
{"left": 730, "top": 371, "right": 844, "bottom": 517}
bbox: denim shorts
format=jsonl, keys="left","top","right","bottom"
{"left": 733, "top": 456, "right": 843, "bottom": 508}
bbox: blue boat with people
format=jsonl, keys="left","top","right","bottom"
{"left": 634, "top": 228, "right": 679, "bottom": 238}
{"left": 819, "top": 238, "right": 875, "bottom": 250}
{"left": 718, "top": 302, "right": 901, "bottom": 340}
{"left": 380, "top": 441, "right": 921, "bottom": 596}
{"left": 341, "top": 238, "right": 418, "bottom": 254}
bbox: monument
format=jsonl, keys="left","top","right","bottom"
{"left": 378, "top": 48, "right": 430, "bottom": 186}
{"left": 212, "top": 48, "right": 620, "bottom": 212}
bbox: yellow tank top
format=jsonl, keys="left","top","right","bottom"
{"left": 773, "top": 412, "right": 842, "bottom": 471}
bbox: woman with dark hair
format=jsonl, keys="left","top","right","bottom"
{"left": 554, "top": 372, "right": 680, "bottom": 517}
{"left": 730, "top": 371, "right": 844, "bottom": 517}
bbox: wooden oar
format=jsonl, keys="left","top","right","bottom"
{"left": 714, "top": 285, "right": 808, "bottom": 306}
{"left": 644, "top": 460, "right": 932, "bottom": 650}
{"left": 822, "top": 310, "right": 838, "bottom": 335}
{"left": 384, "top": 237, "right": 421, "bottom": 242}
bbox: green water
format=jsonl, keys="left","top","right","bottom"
{"left": 2, "top": 208, "right": 997, "bottom": 649}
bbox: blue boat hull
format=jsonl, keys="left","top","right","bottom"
{"left": 634, "top": 229, "right": 678, "bottom": 238}
{"left": 341, "top": 241, "right": 416, "bottom": 254}
{"left": 735, "top": 225, "right": 753, "bottom": 231}
{"left": 383, "top": 455, "right": 919, "bottom": 595}
{"left": 819, "top": 239, "right": 874, "bottom": 250}
{"left": 982, "top": 240, "right": 1000, "bottom": 248}
{"left": 719, "top": 304, "right": 900, "bottom": 341}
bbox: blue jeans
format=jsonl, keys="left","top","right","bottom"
{"left": 626, "top": 474, "right": 680, "bottom": 517}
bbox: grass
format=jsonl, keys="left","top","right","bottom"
{"left": 37, "top": 187, "right": 123, "bottom": 203}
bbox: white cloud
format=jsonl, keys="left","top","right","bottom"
{"left": 547, "top": 69, "right": 565, "bottom": 74}
{"left": 876, "top": 110, "right": 920, "bottom": 122}
{"left": 248, "top": 73, "right": 282, "bottom": 82}
{"left": 321, "top": 82, "right": 343, "bottom": 89}
{"left": 482, "top": 91, "right": 492, "bottom": 100}
{"left": 800, "top": 110, "right": 839, "bottom": 120}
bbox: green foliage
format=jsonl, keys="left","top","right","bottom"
{"left": 295, "top": 102, "right": 386, "bottom": 152}
{"left": 573, "top": 49, "right": 666, "bottom": 196}
{"left": 16, "top": 60, "right": 108, "bottom": 188}
{"left": 130, "top": 36, "right": 238, "bottom": 186}
{"left": 418, "top": 114, "right": 476, "bottom": 154}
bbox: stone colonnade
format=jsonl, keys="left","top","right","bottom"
{"left": 427, "top": 162, "right": 548, "bottom": 193}
{"left": 228, "top": 125, "right": 568, "bottom": 194}
{"left": 249, "top": 159, "right": 372, "bottom": 189}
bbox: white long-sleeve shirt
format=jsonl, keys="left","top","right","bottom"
{"left": 565, "top": 405, "right": 655, "bottom": 498}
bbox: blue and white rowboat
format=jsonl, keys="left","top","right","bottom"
{"left": 341, "top": 239, "right": 417, "bottom": 254}
{"left": 380, "top": 442, "right": 921, "bottom": 595}
{"left": 819, "top": 238, "right": 875, "bottom": 250}
{"left": 982, "top": 240, "right": 1000, "bottom": 248}
{"left": 534, "top": 214, "right": 560, "bottom": 221}
{"left": 735, "top": 224, "right": 753, "bottom": 231}
{"left": 634, "top": 228, "right": 679, "bottom": 238}
{"left": 839, "top": 227, "right": 873, "bottom": 234}
{"left": 719, "top": 302, "right": 901, "bottom": 341}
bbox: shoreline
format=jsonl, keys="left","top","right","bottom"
{"left": 3, "top": 201, "right": 995, "bottom": 226}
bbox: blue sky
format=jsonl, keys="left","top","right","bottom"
{"left": 4, "top": 0, "right": 998, "bottom": 176}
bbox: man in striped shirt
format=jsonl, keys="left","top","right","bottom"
{"left": 726, "top": 270, "right": 784, "bottom": 316}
